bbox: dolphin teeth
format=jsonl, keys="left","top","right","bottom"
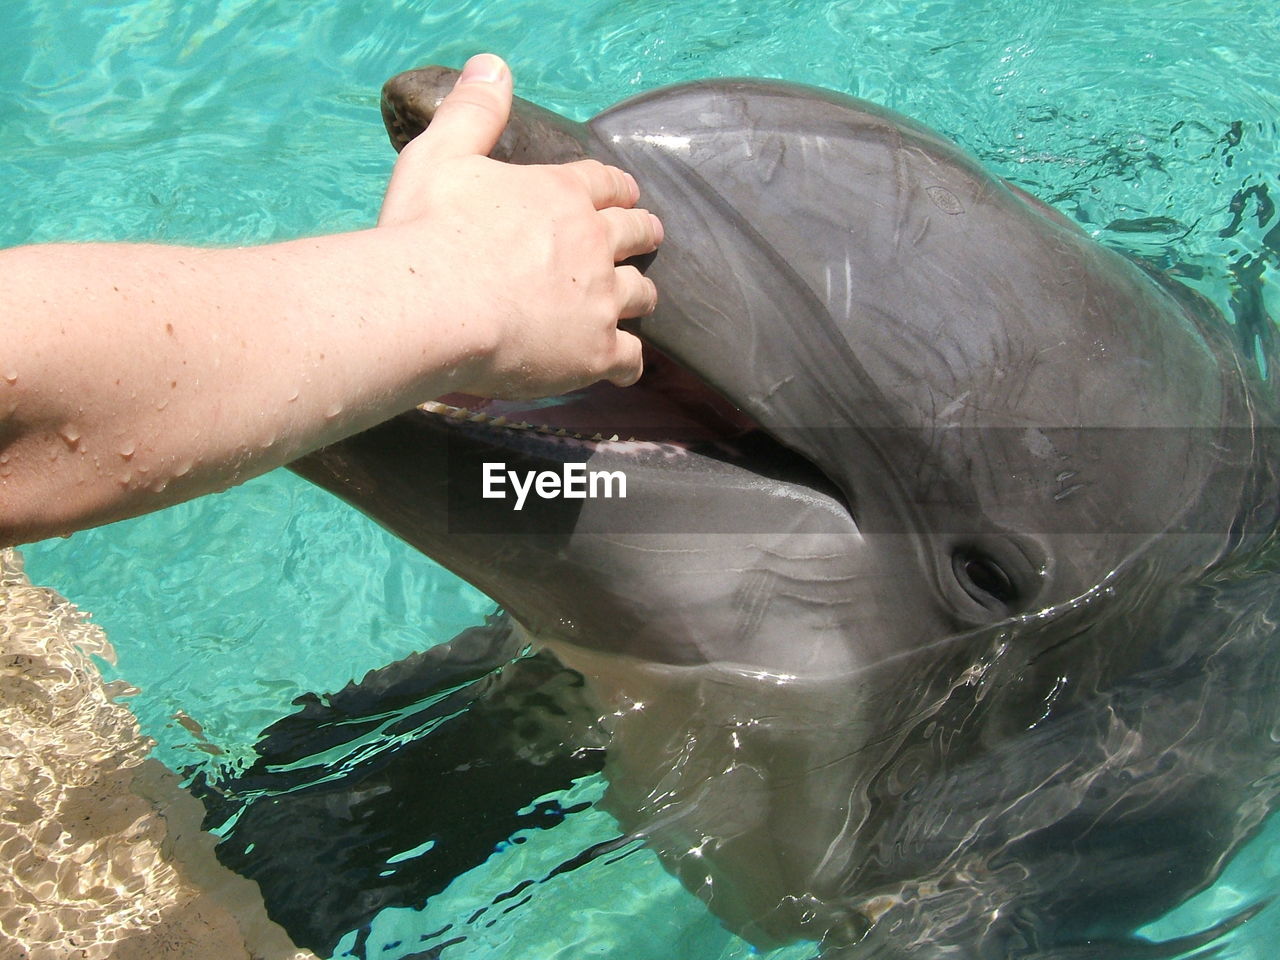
{"left": 490, "top": 416, "right": 508, "bottom": 427}
{"left": 468, "top": 412, "right": 489, "bottom": 423}
{"left": 420, "top": 400, "right": 447, "bottom": 414}
{"left": 608, "top": 434, "right": 620, "bottom": 442}
{"left": 555, "top": 428, "right": 569, "bottom": 437}
{"left": 448, "top": 407, "right": 469, "bottom": 419}
{"left": 591, "top": 433, "right": 605, "bottom": 441}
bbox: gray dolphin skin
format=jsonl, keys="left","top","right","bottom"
{"left": 291, "top": 67, "right": 1280, "bottom": 957}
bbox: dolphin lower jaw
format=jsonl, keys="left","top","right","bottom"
{"left": 297, "top": 389, "right": 893, "bottom": 673}
{"left": 303, "top": 395, "right": 973, "bottom": 680}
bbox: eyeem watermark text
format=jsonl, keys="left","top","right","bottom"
{"left": 482, "top": 462, "right": 627, "bottom": 511}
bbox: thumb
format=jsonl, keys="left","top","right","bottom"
{"left": 412, "top": 54, "right": 513, "bottom": 160}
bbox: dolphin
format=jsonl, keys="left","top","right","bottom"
{"left": 280, "top": 67, "right": 1280, "bottom": 957}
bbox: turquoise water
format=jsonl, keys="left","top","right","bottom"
{"left": 4, "top": 0, "right": 1279, "bottom": 957}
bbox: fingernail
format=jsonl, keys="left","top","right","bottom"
{"left": 649, "top": 213, "right": 665, "bottom": 245}
{"left": 458, "top": 54, "right": 506, "bottom": 85}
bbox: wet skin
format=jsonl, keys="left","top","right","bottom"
{"left": 287, "top": 68, "right": 1280, "bottom": 957}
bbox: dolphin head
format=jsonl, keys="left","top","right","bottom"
{"left": 294, "top": 68, "right": 1271, "bottom": 951}
{"left": 364, "top": 67, "right": 1254, "bottom": 657}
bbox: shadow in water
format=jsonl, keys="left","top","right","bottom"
{"left": 190, "top": 616, "right": 607, "bottom": 956}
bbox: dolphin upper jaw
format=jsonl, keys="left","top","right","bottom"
{"left": 382, "top": 65, "right": 591, "bottom": 162}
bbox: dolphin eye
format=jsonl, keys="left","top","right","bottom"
{"left": 952, "top": 549, "right": 1019, "bottom": 610}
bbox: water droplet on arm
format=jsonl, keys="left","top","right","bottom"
{"left": 2, "top": 370, "right": 16, "bottom": 384}
{"left": 118, "top": 441, "right": 136, "bottom": 460}
{"left": 58, "top": 424, "right": 81, "bottom": 449}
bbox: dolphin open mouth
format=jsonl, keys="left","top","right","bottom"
{"left": 422, "top": 344, "right": 852, "bottom": 509}
{"left": 430, "top": 345, "right": 753, "bottom": 445}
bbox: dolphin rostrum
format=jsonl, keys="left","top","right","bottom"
{"left": 279, "top": 67, "right": 1280, "bottom": 957}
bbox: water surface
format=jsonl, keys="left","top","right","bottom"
{"left": 5, "top": 1, "right": 1279, "bottom": 957}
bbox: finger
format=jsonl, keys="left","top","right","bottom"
{"left": 615, "top": 264, "right": 658, "bottom": 320}
{"left": 564, "top": 158, "right": 640, "bottom": 210}
{"left": 600, "top": 207, "right": 664, "bottom": 261}
{"left": 411, "top": 54, "right": 513, "bottom": 161}
{"left": 605, "top": 330, "right": 645, "bottom": 387}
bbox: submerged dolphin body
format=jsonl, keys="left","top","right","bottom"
{"left": 289, "top": 68, "right": 1280, "bottom": 957}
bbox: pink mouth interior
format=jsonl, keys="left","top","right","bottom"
{"left": 437, "top": 346, "right": 758, "bottom": 444}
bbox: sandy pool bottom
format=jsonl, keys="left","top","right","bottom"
{"left": 0, "top": 546, "right": 316, "bottom": 960}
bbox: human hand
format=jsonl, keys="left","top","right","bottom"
{"left": 0, "top": 55, "right": 662, "bottom": 545}
{"left": 376, "top": 53, "right": 662, "bottom": 398}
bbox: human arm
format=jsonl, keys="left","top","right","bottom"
{"left": 0, "top": 55, "right": 661, "bottom": 547}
